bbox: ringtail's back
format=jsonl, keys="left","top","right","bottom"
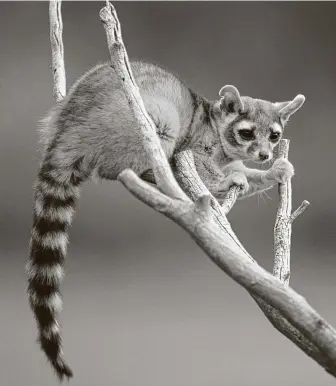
{"left": 39, "top": 61, "right": 196, "bottom": 178}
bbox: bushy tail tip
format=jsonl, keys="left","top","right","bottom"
{"left": 53, "top": 359, "right": 73, "bottom": 382}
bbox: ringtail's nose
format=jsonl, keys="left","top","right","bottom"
{"left": 259, "top": 151, "right": 270, "bottom": 161}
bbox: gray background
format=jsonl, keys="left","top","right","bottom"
{"left": 1, "top": 1, "right": 336, "bottom": 385}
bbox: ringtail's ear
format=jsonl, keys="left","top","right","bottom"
{"left": 274, "top": 94, "right": 305, "bottom": 124}
{"left": 215, "top": 85, "right": 244, "bottom": 114}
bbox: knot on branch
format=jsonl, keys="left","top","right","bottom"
{"left": 99, "top": 5, "right": 114, "bottom": 24}
{"left": 193, "top": 194, "right": 213, "bottom": 221}
{"left": 222, "top": 185, "right": 240, "bottom": 215}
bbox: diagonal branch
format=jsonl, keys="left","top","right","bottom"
{"left": 290, "top": 200, "right": 310, "bottom": 223}
{"left": 99, "top": 3, "right": 186, "bottom": 201}
{"left": 174, "top": 150, "right": 328, "bottom": 374}
{"left": 100, "top": 1, "right": 336, "bottom": 379}
{"left": 119, "top": 164, "right": 336, "bottom": 375}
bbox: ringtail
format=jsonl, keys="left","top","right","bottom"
{"left": 26, "top": 61, "right": 305, "bottom": 380}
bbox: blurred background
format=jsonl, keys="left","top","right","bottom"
{"left": 1, "top": 2, "right": 336, "bottom": 385}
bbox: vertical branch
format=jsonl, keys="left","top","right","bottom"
{"left": 273, "top": 139, "right": 309, "bottom": 286}
{"left": 273, "top": 139, "right": 292, "bottom": 285}
{"left": 49, "top": 0, "right": 66, "bottom": 101}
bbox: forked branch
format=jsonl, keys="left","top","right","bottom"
{"left": 174, "top": 150, "right": 327, "bottom": 373}
{"left": 100, "top": 2, "right": 336, "bottom": 378}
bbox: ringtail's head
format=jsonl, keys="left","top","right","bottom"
{"left": 213, "top": 85, "right": 305, "bottom": 163}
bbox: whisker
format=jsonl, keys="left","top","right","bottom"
{"left": 260, "top": 191, "right": 267, "bottom": 204}
{"left": 261, "top": 190, "right": 272, "bottom": 202}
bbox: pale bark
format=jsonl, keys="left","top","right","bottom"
{"left": 273, "top": 140, "right": 309, "bottom": 286}
{"left": 100, "top": 4, "right": 185, "bottom": 201}
{"left": 100, "top": 2, "right": 336, "bottom": 378}
{"left": 49, "top": 0, "right": 66, "bottom": 102}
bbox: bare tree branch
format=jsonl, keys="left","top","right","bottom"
{"left": 118, "top": 169, "right": 175, "bottom": 214}
{"left": 273, "top": 139, "right": 310, "bottom": 286}
{"left": 119, "top": 163, "right": 336, "bottom": 373}
{"left": 99, "top": 4, "right": 186, "bottom": 201}
{"left": 290, "top": 200, "right": 310, "bottom": 224}
{"left": 49, "top": 0, "right": 66, "bottom": 101}
{"left": 273, "top": 139, "right": 293, "bottom": 285}
{"left": 173, "top": 150, "right": 332, "bottom": 372}
{"left": 221, "top": 186, "right": 240, "bottom": 215}
{"left": 101, "top": 2, "right": 336, "bottom": 378}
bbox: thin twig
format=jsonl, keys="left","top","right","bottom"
{"left": 49, "top": 0, "right": 66, "bottom": 101}
{"left": 290, "top": 200, "right": 310, "bottom": 223}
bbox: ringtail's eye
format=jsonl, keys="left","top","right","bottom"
{"left": 238, "top": 129, "right": 255, "bottom": 141}
{"left": 269, "top": 131, "right": 281, "bottom": 142}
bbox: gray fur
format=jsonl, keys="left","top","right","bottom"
{"left": 27, "top": 60, "right": 305, "bottom": 379}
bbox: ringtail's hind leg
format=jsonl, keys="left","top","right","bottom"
{"left": 95, "top": 94, "right": 182, "bottom": 181}
{"left": 96, "top": 125, "right": 179, "bottom": 181}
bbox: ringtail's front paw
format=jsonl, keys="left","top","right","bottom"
{"left": 266, "top": 158, "right": 294, "bottom": 184}
{"left": 219, "top": 171, "right": 249, "bottom": 195}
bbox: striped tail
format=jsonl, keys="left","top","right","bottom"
{"left": 26, "top": 159, "right": 89, "bottom": 381}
